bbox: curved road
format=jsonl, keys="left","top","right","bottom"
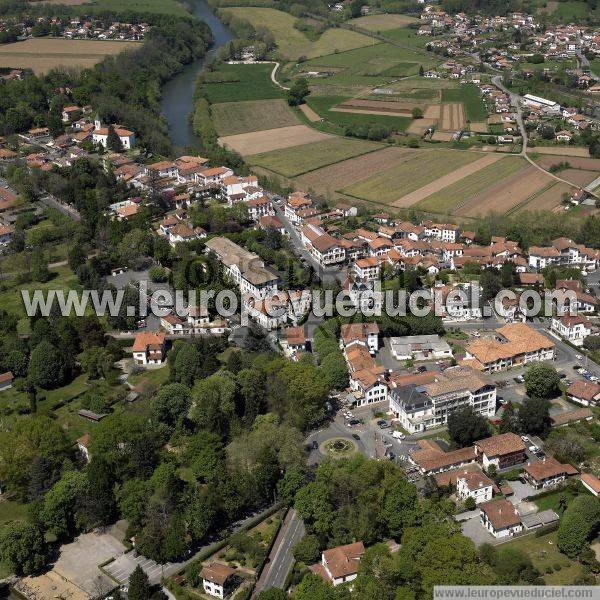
{"left": 491, "top": 75, "right": 597, "bottom": 196}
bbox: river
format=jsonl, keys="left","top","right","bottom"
{"left": 160, "top": 0, "right": 233, "bottom": 151}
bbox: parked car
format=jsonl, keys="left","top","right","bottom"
{"left": 312, "top": 440, "right": 318, "bottom": 450}
{"left": 392, "top": 430, "right": 405, "bottom": 439}
{"left": 388, "top": 452, "right": 396, "bottom": 460}
{"left": 348, "top": 419, "right": 360, "bottom": 426}
{"left": 576, "top": 354, "right": 584, "bottom": 360}
{"left": 378, "top": 420, "right": 390, "bottom": 429}
{"left": 417, "top": 366, "right": 428, "bottom": 373}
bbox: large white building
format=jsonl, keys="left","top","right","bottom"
{"left": 389, "top": 366, "right": 496, "bottom": 433}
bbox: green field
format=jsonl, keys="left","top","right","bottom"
{"left": 220, "top": 7, "right": 372, "bottom": 60}
{"left": 380, "top": 26, "right": 431, "bottom": 49}
{"left": 304, "top": 42, "right": 438, "bottom": 86}
{"left": 349, "top": 14, "right": 418, "bottom": 31}
{"left": 211, "top": 99, "right": 299, "bottom": 136}
{"left": 416, "top": 156, "right": 527, "bottom": 214}
{"left": 306, "top": 95, "right": 411, "bottom": 131}
{"left": 342, "top": 150, "right": 481, "bottom": 204}
{"left": 199, "top": 63, "right": 284, "bottom": 103}
{"left": 551, "top": 0, "right": 590, "bottom": 19}
{"left": 247, "top": 137, "right": 382, "bottom": 176}
{"left": 501, "top": 532, "right": 582, "bottom": 585}
{"left": 91, "top": 0, "right": 188, "bottom": 15}
{"left": 442, "top": 84, "right": 488, "bottom": 122}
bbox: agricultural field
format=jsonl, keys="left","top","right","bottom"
{"left": 210, "top": 99, "right": 299, "bottom": 136}
{"left": 199, "top": 63, "right": 283, "bottom": 104}
{"left": 341, "top": 149, "right": 481, "bottom": 205}
{"left": 90, "top": 0, "right": 188, "bottom": 14}
{"left": 293, "top": 146, "right": 417, "bottom": 199}
{"left": 514, "top": 181, "right": 573, "bottom": 213}
{"left": 441, "top": 84, "right": 488, "bottom": 122}
{"left": 531, "top": 146, "right": 590, "bottom": 157}
{"left": 306, "top": 95, "right": 411, "bottom": 130}
{"left": 247, "top": 137, "right": 382, "bottom": 177}
{"left": 379, "top": 25, "right": 431, "bottom": 48}
{"left": 220, "top": 7, "right": 372, "bottom": 61}
{"left": 455, "top": 166, "right": 555, "bottom": 217}
{"left": 302, "top": 42, "right": 439, "bottom": 86}
{"left": 219, "top": 124, "right": 332, "bottom": 155}
{"left": 349, "top": 14, "right": 418, "bottom": 31}
{"left": 438, "top": 102, "right": 465, "bottom": 131}
{"left": 0, "top": 38, "right": 140, "bottom": 74}
{"left": 416, "top": 155, "right": 527, "bottom": 214}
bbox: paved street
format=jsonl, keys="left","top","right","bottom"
{"left": 254, "top": 509, "right": 305, "bottom": 595}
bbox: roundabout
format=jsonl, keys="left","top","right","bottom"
{"left": 321, "top": 437, "right": 357, "bottom": 459}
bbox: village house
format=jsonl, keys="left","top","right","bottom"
{"left": 552, "top": 407, "right": 594, "bottom": 427}
{"left": 92, "top": 117, "right": 135, "bottom": 149}
{"left": 409, "top": 441, "right": 477, "bottom": 476}
{"left": 566, "top": 380, "right": 600, "bottom": 407}
{"left": 283, "top": 325, "right": 307, "bottom": 359}
{"left": 523, "top": 456, "right": 578, "bottom": 490}
{"left": 581, "top": 473, "right": 600, "bottom": 497}
{"left": 301, "top": 223, "right": 346, "bottom": 267}
{"left": 0, "top": 371, "right": 13, "bottom": 391}
{"left": 311, "top": 542, "right": 365, "bottom": 587}
{"left": 131, "top": 332, "right": 167, "bottom": 366}
{"left": 201, "top": 563, "right": 237, "bottom": 599}
{"left": 168, "top": 223, "right": 206, "bottom": 247}
{"left": 475, "top": 433, "right": 527, "bottom": 471}
{"left": 353, "top": 257, "right": 380, "bottom": 281}
{"left": 340, "top": 322, "right": 379, "bottom": 354}
{"left": 480, "top": 498, "right": 523, "bottom": 538}
{"left": 0, "top": 223, "right": 14, "bottom": 247}
{"left": 456, "top": 471, "right": 494, "bottom": 504}
{"left": 550, "top": 314, "right": 592, "bottom": 346}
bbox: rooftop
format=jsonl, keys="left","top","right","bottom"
{"left": 480, "top": 498, "right": 521, "bottom": 530}
{"left": 475, "top": 433, "right": 525, "bottom": 458}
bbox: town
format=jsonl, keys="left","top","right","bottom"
{"left": 0, "top": 0, "right": 599, "bottom": 599}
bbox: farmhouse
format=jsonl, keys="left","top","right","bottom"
{"left": 474, "top": 433, "right": 527, "bottom": 470}
{"left": 389, "top": 367, "right": 496, "bottom": 434}
{"left": 463, "top": 323, "right": 555, "bottom": 373}
{"left": 131, "top": 332, "right": 167, "bottom": 366}
{"left": 205, "top": 236, "right": 280, "bottom": 299}
{"left": 311, "top": 542, "right": 365, "bottom": 587}
{"left": 480, "top": 498, "right": 523, "bottom": 538}
{"left": 523, "top": 457, "right": 578, "bottom": 490}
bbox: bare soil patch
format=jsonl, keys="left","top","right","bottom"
{"left": 299, "top": 103, "right": 321, "bottom": 122}
{"left": 558, "top": 169, "right": 599, "bottom": 187}
{"left": 454, "top": 166, "right": 553, "bottom": 217}
{"left": 334, "top": 99, "right": 415, "bottom": 117}
{"left": 431, "top": 130, "right": 454, "bottom": 141}
{"left": 392, "top": 153, "right": 504, "bottom": 208}
{"left": 515, "top": 181, "right": 572, "bottom": 213}
{"left": 423, "top": 104, "right": 441, "bottom": 119}
{"left": 536, "top": 155, "right": 600, "bottom": 171}
{"left": 219, "top": 125, "right": 332, "bottom": 155}
{"left": 470, "top": 121, "right": 488, "bottom": 133}
{"left": 532, "top": 146, "right": 590, "bottom": 157}
{"left": 407, "top": 118, "right": 437, "bottom": 135}
{"left": 439, "top": 102, "right": 465, "bottom": 131}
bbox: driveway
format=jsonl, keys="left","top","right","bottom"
{"left": 460, "top": 514, "right": 496, "bottom": 547}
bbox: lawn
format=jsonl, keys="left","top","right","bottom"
{"left": 210, "top": 99, "right": 299, "bottom": 136}
{"left": 306, "top": 95, "right": 411, "bottom": 131}
{"left": 220, "top": 7, "right": 372, "bottom": 60}
{"left": 380, "top": 26, "right": 431, "bottom": 49}
{"left": 442, "top": 84, "right": 488, "bottom": 122}
{"left": 533, "top": 484, "right": 590, "bottom": 513}
{"left": 342, "top": 150, "right": 480, "bottom": 204}
{"left": 416, "top": 156, "right": 527, "bottom": 214}
{"left": 551, "top": 0, "right": 590, "bottom": 19}
{"left": 349, "top": 14, "right": 418, "bottom": 31}
{"left": 500, "top": 532, "right": 582, "bottom": 585}
{"left": 0, "top": 500, "right": 29, "bottom": 525}
{"left": 128, "top": 364, "right": 171, "bottom": 387}
{"left": 247, "top": 137, "right": 382, "bottom": 177}
{"left": 199, "top": 63, "right": 284, "bottom": 104}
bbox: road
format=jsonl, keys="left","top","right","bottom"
{"left": 491, "top": 76, "right": 599, "bottom": 197}
{"left": 253, "top": 509, "right": 305, "bottom": 595}
{"left": 39, "top": 193, "right": 81, "bottom": 221}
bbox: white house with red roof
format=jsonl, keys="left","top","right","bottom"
{"left": 92, "top": 117, "right": 135, "bottom": 149}
{"left": 310, "top": 542, "right": 365, "bottom": 587}
{"left": 551, "top": 314, "right": 592, "bottom": 346}
{"left": 131, "top": 332, "right": 166, "bottom": 365}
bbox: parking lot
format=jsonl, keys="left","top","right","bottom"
{"left": 104, "top": 552, "right": 173, "bottom": 585}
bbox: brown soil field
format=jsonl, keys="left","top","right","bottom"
{"left": 514, "top": 182, "right": 571, "bottom": 213}
{"left": 488, "top": 114, "right": 503, "bottom": 124}
{"left": 423, "top": 104, "right": 441, "bottom": 119}
{"left": 470, "top": 121, "right": 488, "bottom": 133}
{"left": 558, "top": 169, "right": 598, "bottom": 187}
{"left": 219, "top": 125, "right": 332, "bottom": 155}
{"left": 406, "top": 118, "right": 437, "bottom": 135}
{"left": 0, "top": 38, "right": 139, "bottom": 74}
{"left": 454, "top": 166, "right": 553, "bottom": 217}
{"left": 439, "top": 102, "right": 465, "bottom": 131}
{"left": 531, "top": 146, "right": 590, "bottom": 157}
{"left": 333, "top": 99, "right": 415, "bottom": 117}
{"left": 536, "top": 155, "right": 600, "bottom": 171}
{"left": 332, "top": 107, "right": 413, "bottom": 117}
{"left": 294, "top": 146, "right": 419, "bottom": 198}
{"left": 392, "top": 154, "right": 504, "bottom": 208}
{"left": 299, "top": 103, "right": 321, "bottom": 122}
{"left": 35, "top": 0, "right": 90, "bottom": 3}
{"left": 431, "top": 131, "right": 454, "bottom": 141}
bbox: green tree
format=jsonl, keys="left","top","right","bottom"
{"left": 128, "top": 565, "right": 151, "bottom": 600}
{"left": 106, "top": 125, "right": 124, "bottom": 152}
{"left": 31, "top": 247, "right": 50, "bottom": 283}
{"left": 447, "top": 406, "right": 490, "bottom": 447}
{"left": 523, "top": 363, "right": 560, "bottom": 399}
{"left": 0, "top": 521, "right": 47, "bottom": 576}
{"left": 557, "top": 495, "right": 600, "bottom": 557}
{"left": 80, "top": 347, "right": 113, "bottom": 380}
{"left": 41, "top": 470, "right": 89, "bottom": 539}
{"left": 287, "top": 77, "right": 310, "bottom": 106}
{"left": 191, "top": 372, "right": 237, "bottom": 435}
{"left": 293, "top": 534, "right": 321, "bottom": 563}
{"left": 171, "top": 342, "right": 200, "bottom": 387}
{"left": 518, "top": 396, "right": 552, "bottom": 437}
{"left": 151, "top": 383, "right": 191, "bottom": 428}
{"left": 28, "top": 340, "right": 70, "bottom": 389}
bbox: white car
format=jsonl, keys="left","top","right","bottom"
{"left": 575, "top": 354, "right": 584, "bottom": 360}
{"left": 392, "top": 430, "right": 405, "bottom": 440}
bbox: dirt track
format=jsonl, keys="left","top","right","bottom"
{"left": 392, "top": 154, "right": 503, "bottom": 208}
{"left": 299, "top": 103, "right": 321, "bottom": 122}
